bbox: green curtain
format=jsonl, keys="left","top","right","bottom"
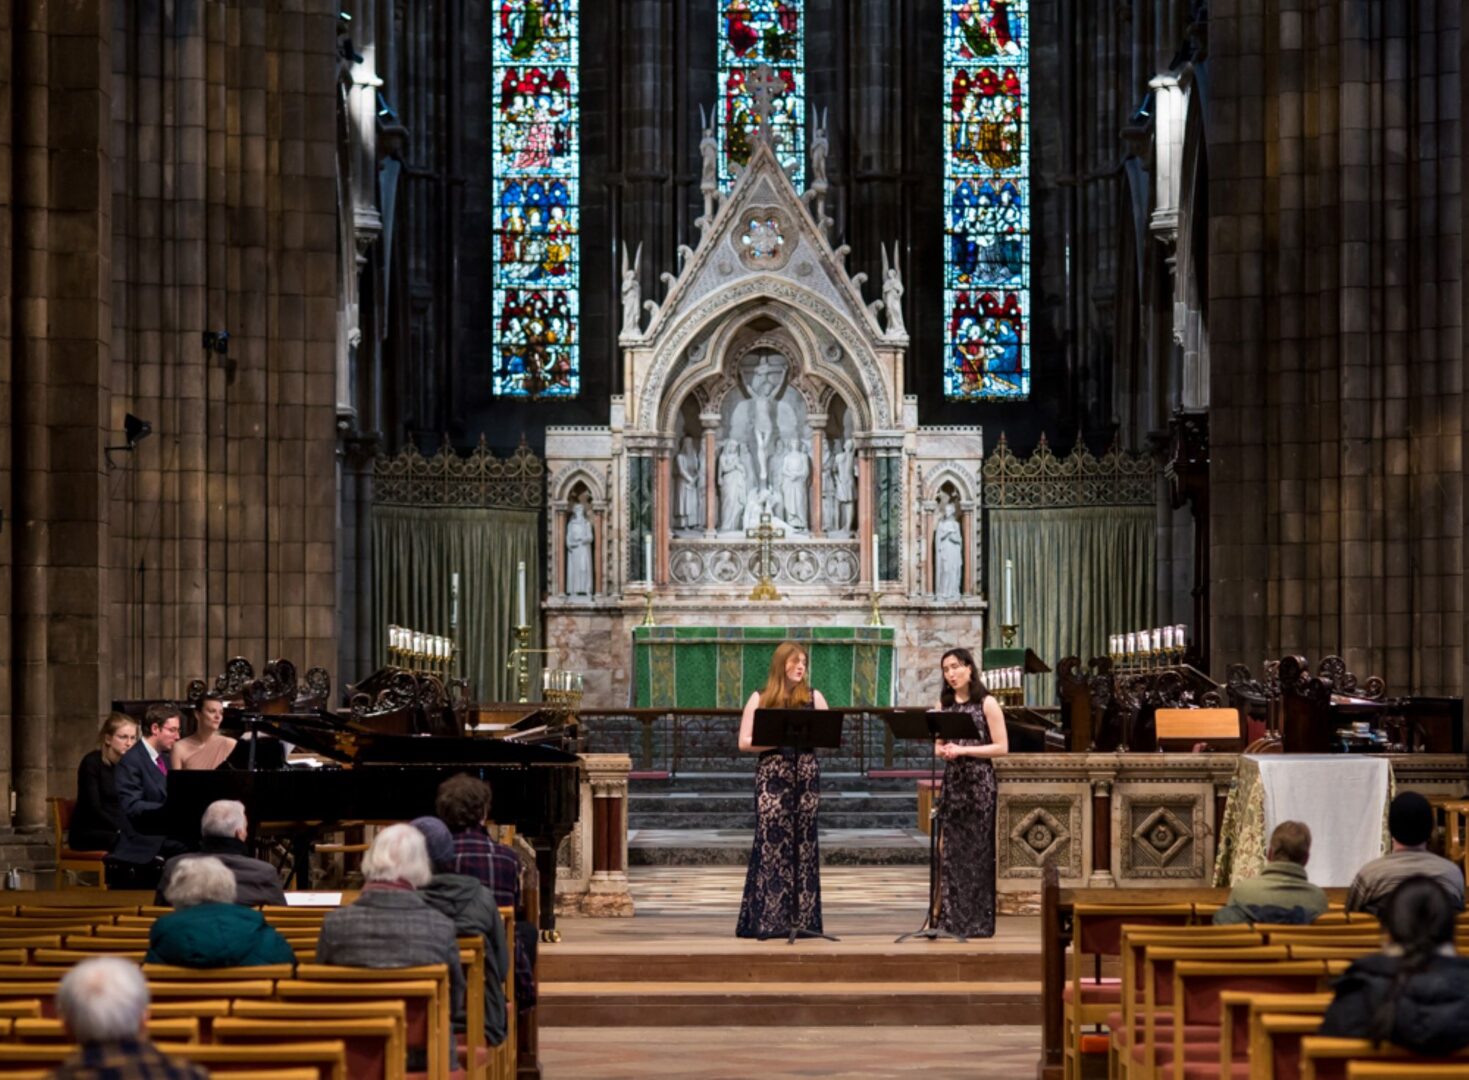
{"left": 986, "top": 506, "right": 1155, "bottom": 705}
{"left": 372, "top": 506, "right": 541, "bottom": 703}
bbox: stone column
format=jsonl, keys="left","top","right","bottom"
{"left": 1089, "top": 779, "right": 1114, "bottom": 887}
{"left": 553, "top": 509, "right": 567, "bottom": 595}
{"left": 592, "top": 506, "right": 605, "bottom": 596}
{"left": 809, "top": 428, "right": 824, "bottom": 537}
{"left": 11, "top": 0, "right": 51, "bottom": 827}
{"left": 960, "top": 502, "right": 975, "bottom": 597}
{"left": 654, "top": 452, "right": 671, "bottom": 584}
{"left": 858, "top": 454, "right": 874, "bottom": 584}
{"left": 701, "top": 418, "right": 718, "bottom": 535}
{"left": 558, "top": 753, "right": 634, "bottom": 917}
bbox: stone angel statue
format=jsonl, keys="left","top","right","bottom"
{"left": 620, "top": 241, "right": 643, "bottom": 337}
{"left": 698, "top": 104, "right": 719, "bottom": 210}
{"left": 880, "top": 241, "right": 906, "bottom": 337}
{"left": 808, "top": 106, "right": 830, "bottom": 193}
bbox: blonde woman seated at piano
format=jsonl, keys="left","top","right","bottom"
{"left": 171, "top": 693, "right": 237, "bottom": 770}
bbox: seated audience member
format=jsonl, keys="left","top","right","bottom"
{"left": 155, "top": 799, "right": 287, "bottom": 907}
{"left": 69, "top": 713, "right": 138, "bottom": 852}
{"left": 412, "top": 815, "right": 511, "bottom": 1047}
{"left": 171, "top": 692, "right": 237, "bottom": 771}
{"left": 1347, "top": 791, "right": 1466, "bottom": 916}
{"left": 437, "top": 773, "right": 537, "bottom": 1008}
{"left": 145, "top": 855, "right": 295, "bottom": 967}
{"left": 316, "top": 823, "right": 465, "bottom": 1017}
{"left": 111, "top": 703, "right": 186, "bottom": 887}
{"left": 52, "top": 956, "right": 208, "bottom": 1080}
{"left": 1214, "top": 820, "right": 1329, "bottom": 925}
{"left": 1321, "top": 875, "right": 1469, "bottom": 1054}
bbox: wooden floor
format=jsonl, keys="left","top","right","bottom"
{"left": 538, "top": 866, "right": 1043, "bottom": 1077}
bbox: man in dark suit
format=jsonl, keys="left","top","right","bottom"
{"left": 154, "top": 799, "right": 287, "bottom": 907}
{"left": 111, "top": 703, "right": 184, "bottom": 886}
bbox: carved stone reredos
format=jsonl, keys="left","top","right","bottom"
{"left": 627, "top": 137, "right": 903, "bottom": 435}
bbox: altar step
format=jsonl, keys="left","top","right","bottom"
{"left": 540, "top": 924, "right": 1042, "bottom": 1027}
{"left": 537, "top": 979, "right": 1042, "bottom": 1027}
{"left": 629, "top": 790, "right": 918, "bottom": 831}
{"left": 628, "top": 827, "right": 930, "bottom": 866}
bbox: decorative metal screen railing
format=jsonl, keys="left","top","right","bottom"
{"left": 373, "top": 436, "right": 545, "bottom": 510}
{"left": 982, "top": 431, "right": 1155, "bottom": 509}
{"left": 578, "top": 709, "right": 936, "bottom": 776}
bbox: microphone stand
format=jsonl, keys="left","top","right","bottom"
{"left": 896, "top": 720, "right": 968, "bottom": 944}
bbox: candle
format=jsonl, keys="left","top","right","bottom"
{"left": 1125, "top": 631, "right": 1137, "bottom": 656}
{"left": 451, "top": 572, "right": 460, "bottom": 631}
{"left": 1003, "top": 559, "right": 1015, "bottom": 625}
{"left": 1151, "top": 628, "right": 1162, "bottom": 652}
{"left": 872, "top": 533, "right": 881, "bottom": 582}
{"left": 643, "top": 534, "right": 654, "bottom": 583}
{"left": 1175, "top": 624, "right": 1187, "bottom": 647}
{"left": 517, "top": 560, "right": 527, "bottom": 625}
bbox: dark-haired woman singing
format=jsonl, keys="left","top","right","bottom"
{"left": 933, "top": 647, "right": 1008, "bottom": 939}
{"left": 735, "top": 640, "right": 830, "bottom": 939}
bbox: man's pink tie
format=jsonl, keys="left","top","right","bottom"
{"left": 156, "top": 755, "right": 168, "bottom": 774}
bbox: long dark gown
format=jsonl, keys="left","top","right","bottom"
{"left": 736, "top": 701, "right": 823, "bottom": 939}
{"left": 935, "top": 696, "right": 998, "bottom": 938}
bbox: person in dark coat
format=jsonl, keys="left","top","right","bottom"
{"left": 155, "top": 799, "right": 287, "bottom": 907}
{"left": 69, "top": 713, "right": 137, "bottom": 852}
{"left": 1321, "top": 875, "right": 1469, "bottom": 1055}
{"left": 145, "top": 856, "right": 296, "bottom": 968}
{"left": 412, "top": 815, "right": 511, "bottom": 1047}
{"left": 111, "top": 703, "right": 185, "bottom": 886}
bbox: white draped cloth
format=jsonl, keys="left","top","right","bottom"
{"left": 1254, "top": 754, "right": 1389, "bottom": 887}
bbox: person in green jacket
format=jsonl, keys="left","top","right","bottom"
{"left": 412, "top": 815, "right": 511, "bottom": 1046}
{"left": 1214, "top": 820, "right": 1330, "bottom": 925}
{"left": 145, "top": 855, "right": 296, "bottom": 967}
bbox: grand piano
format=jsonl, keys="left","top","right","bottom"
{"left": 146, "top": 660, "right": 582, "bottom": 938}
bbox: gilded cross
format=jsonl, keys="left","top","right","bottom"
{"left": 745, "top": 511, "right": 784, "bottom": 601}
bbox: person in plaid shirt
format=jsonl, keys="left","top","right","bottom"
{"left": 436, "top": 773, "right": 537, "bottom": 1007}
{"left": 53, "top": 957, "right": 208, "bottom": 1079}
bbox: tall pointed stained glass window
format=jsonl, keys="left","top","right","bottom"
{"left": 717, "top": 2, "right": 805, "bottom": 186}
{"left": 492, "top": 3, "right": 580, "bottom": 397}
{"left": 943, "top": 1, "right": 1030, "bottom": 399}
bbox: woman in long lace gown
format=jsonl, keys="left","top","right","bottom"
{"left": 735, "top": 641, "right": 830, "bottom": 939}
{"left": 933, "top": 647, "right": 1009, "bottom": 938}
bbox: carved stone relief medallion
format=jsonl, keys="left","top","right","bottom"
{"left": 1121, "top": 796, "right": 1202, "bottom": 879}
{"left": 735, "top": 206, "right": 794, "bottom": 271}
{"left": 997, "top": 794, "right": 1082, "bottom": 879}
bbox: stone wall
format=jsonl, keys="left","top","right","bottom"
{"left": 1208, "top": 1, "right": 1464, "bottom": 693}
{"left": 0, "top": 0, "right": 341, "bottom": 822}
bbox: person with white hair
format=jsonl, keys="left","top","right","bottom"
{"left": 316, "top": 823, "right": 465, "bottom": 1057}
{"left": 145, "top": 855, "right": 295, "bottom": 968}
{"left": 52, "top": 956, "right": 208, "bottom": 1079}
{"left": 154, "top": 798, "right": 287, "bottom": 907}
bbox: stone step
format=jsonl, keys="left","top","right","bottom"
{"left": 629, "top": 828, "right": 930, "bottom": 867}
{"left": 542, "top": 948, "right": 1039, "bottom": 984}
{"left": 630, "top": 811, "right": 916, "bottom": 831}
{"left": 631, "top": 773, "right": 935, "bottom": 794}
{"left": 630, "top": 791, "right": 917, "bottom": 812}
{"left": 538, "top": 980, "right": 1042, "bottom": 1027}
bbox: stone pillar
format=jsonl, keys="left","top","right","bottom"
{"left": 553, "top": 508, "right": 567, "bottom": 595}
{"left": 557, "top": 753, "right": 633, "bottom": 917}
{"left": 960, "top": 503, "right": 975, "bottom": 597}
{"left": 858, "top": 454, "right": 874, "bottom": 584}
{"left": 11, "top": 0, "right": 51, "bottom": 827}
{"left": 592, "top": 505, "right": 605, "bottom": 596}
{"left": 701, "top": 419, "right": 718, "bottom": 535}
{"left": 655, "top": 452, "right": 672, "bottom": 584}
{"left": 1089, "top": 779, "right": 1114, "bottom": 887}
{"left": 809, "top": 428, "right": 824, "bottom": 537}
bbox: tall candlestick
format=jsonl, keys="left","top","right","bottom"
{"left": 1003, "top": 559, "right": 1015, "bottom": 625}
{"left": 872, "top": 532, "right": 881, "bottom": 583}
{"left": 643, "top": 534, "right": 654, "bottom": 583}
{"left": 517, "top": 560, "right": 527, "bottom": 626}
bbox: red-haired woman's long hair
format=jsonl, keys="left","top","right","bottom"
{"left": 759, "top": 641, "right": 813, "bottom": 709}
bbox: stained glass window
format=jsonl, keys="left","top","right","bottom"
{"left": 943, "top": 1, "right": 1030, "bottom": 400}
{"left": 718, "top": 1, "right": 805, "bottom": 187}
{"left": 492, "top": 2, "right": 580, "bottom": 397}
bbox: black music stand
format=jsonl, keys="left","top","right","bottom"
{"left": 751, "top": 708, "right": 846, "bottom": 944}
{"left": 883, "top": 708, "right": 981, "bottom": 944}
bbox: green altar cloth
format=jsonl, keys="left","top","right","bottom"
{"left": 632, "top": 626, "right": 896, "bottom": 708}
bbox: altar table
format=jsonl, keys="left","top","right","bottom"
{"left": 631, "top": 625, "right": 896, "bottom": 708}
{"left": 1213, "top": 754, "right": 1391, "bottom": 886}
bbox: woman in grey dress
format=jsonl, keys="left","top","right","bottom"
{"left": 933, "top": 647, "right": 1009, "bottom": 938}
